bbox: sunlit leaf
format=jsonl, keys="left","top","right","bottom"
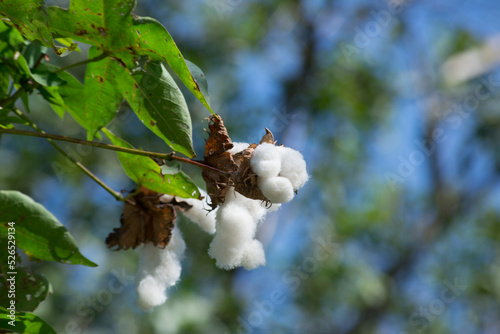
{"left": 0, "top": 191, "right": 97, "bottom": 267}
{"left": 82, "top": 47, "right": 123, "bottom": 140}
{"left": 0, "top": 307, "right": 56, "bottom": 334}
{"left": 0, "top": 0, "right": 64, "bottom": 55}
{"left": 102, "top": 128, "right": 201, "bottom": 199}
{"left": 119, "top": 60, "right": 194, "bottom": 157}
{"left": 47, "top": 0, "right": 214, "bottom": 114}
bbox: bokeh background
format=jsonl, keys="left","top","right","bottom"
{"left": 2, "top": 0, "right": 500, "bottom": 333}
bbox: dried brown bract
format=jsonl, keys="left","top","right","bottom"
{"left": 201, "top": 115, "right": 275, "bottom": 208}
{"left": 106, "top": 186, "right": 177, "bottom": 250}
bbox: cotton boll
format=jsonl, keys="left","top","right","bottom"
{"left": 135, "top": 227, "right": 185, "bottom": 310}
{"left": 240, "top": 239, "right": 266, "bottom": 270}
{"left": 224, "top": 188, "right": 267, "bottom": 221}
{"left": 278, "top": 147, "right": 309, "bottom": 190}
{"left": 177, "top": 190, "right": 217, "bottom": 234}
{"left": 227, "top": 142, "right": 250, "bottom": 155}
{"left": 136, "top": 276, "right": 167, "bottom": 309}
{"left": 250, "top": 143, "right": 282, "bottom": 178}
{"left": 258, "top": 176, "right": 295, "bottom": 203}
{"left": 208, "top": 201, "right": 257, "bottom": 269}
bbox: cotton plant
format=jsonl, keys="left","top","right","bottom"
{"left": 106, "top": 115, "right": 308, "bottom": 309}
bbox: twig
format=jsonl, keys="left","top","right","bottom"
{"left": 10, "top": 109, "right": 132, "bottom": 204}
{"left": 54, "top": 52, "right": 109, "bottom": 73}
{"left": 0, "top": 128, "right": 228, "bottom": 175}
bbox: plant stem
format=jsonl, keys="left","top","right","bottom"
{"left": 0, "top": 86, "right": 26, "bottom": 110}
{"left": 0, "top": 127, "right": 228, "bottom": 175}
{"left": 10, "top": 109, "right": 132, "bottom": 204}
{"left": 54, "top": 52, "right": 109, "bottom": 73}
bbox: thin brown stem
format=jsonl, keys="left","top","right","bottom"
{"left": 0, "top": 128, "right": 228, "bottom": 175}
{"left": 10, "top": 109, "right": 133, "bottom": 204}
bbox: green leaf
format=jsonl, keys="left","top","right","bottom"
{"left": 102, "top": 128, "right": 201, "bottom": 199}
{"left": 0, "top": 264, "right": 49, "bottom": 312}
{"left": 0, "top": 191, "right": 97, "bottom": 267}
{"left": 13, "top": 52, "right": 31, "bottom": 78}
{"left": 47, "top": 0, "right": 214, "bottom": 114}
{"left": 81, "top": 47, "right": 123, "bottom": 140}
{"left": 161, "top": 161, "right": 181, "bottom": 175}
{"left": 0, "top": 64, "right": 10, "bottom": 100}
{"left": 0, "top": 307, "right": 56, "bottom": 334}
{"left": 0, "top": 0, "right": 63, "bottom": 55}
{"left": 37, "top": 86, "right": 65, "bottom": 117}
{"left": 23, "top": 43, "right": 48, "bottom": 68}
{"left": 0, "top": 116, "right": 28, "bottom": 129}
{"left": 119, "top": 60, "right": 194, "bottom": 157}
{"left": 185, "top": 59, "right": 210, "bottom": 105}
{"left": 20, "top": 91, "right": 30, "bottom": 113}
{"left": 55, "top": 37, "right": 80, "bottom": 53}
{"left": 34, "top": 63, "right": 86, "bottom": 122}
{"left": 0, "top": 20, "right": 25, "bottom": 50}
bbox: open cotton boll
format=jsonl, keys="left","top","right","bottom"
{"left": 240, "top": 239, "right": 266, "bottom": 270}
{"left": 250, "top": 143, "right": 282, "bottom": 178}
{"left": 228, "top": 142, "right": 250, "bottom": 154}
{"left": 208, "top": 202, "right": 256, "bottom": 270}
{"left": 278, "top": 147, "right": 309, "bottom": 190}
{"left": 135, "top": 227, "right": 185, "bottom": 310}
{"left": 177, "top": 190, "right": 217, "bottom": 234}
{"left": 258, "top": 176, "right": 295, "bottom": 203}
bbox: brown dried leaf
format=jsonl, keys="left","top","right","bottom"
{"left": 106, "top": 187, "right": 176, "bottom": 250}
{"left": 204, "top": 115, "right": 233, "bottom": 157}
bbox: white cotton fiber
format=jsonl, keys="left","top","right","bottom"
{"left": 250, "top": 143, "right": 282, "bottom": 178}
{"left": 177, "top": 189, "right": 217, "bottom": 234}
{"left": 224, "top": 188, "right": 267, "bottom": 221}
{"left": 278, "top": 147, "right": 309, "bottom": 190}
{"left": 159, "top": 194, "right": 174, "bottom": 203}
{"left": 258, "top": 176, "right": 295, "bottom": 203}
{"left": 135, "top": 227, "right": 185, "bottom": 310}
{"left": 240, "top": 239, "right": 266, "bottom": 270}
{"left": 208, "top": 202, "right": 256, "bottom": 270}
{"left": 227, "top": 142, "right": 250, "bottom": 155}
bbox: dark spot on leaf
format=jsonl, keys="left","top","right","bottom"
{"left": 75, "top": 29, "right": 88, "bottom": 35}
{"left": 96, "top": 75, "right": 104, "bottom": 83}
{"left": 150, "top": 121, "right": 156, "bottom": 126}
{"left": 98, "top": 27, "right": 106, "bottom": 36}
{"left": 192, "top": 76, "right": 200, "bottom": 91}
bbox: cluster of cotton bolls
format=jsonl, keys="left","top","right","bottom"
{"left": 208, "top": 142, "right": 308, "bottom": 270}
{"left": 134, "top": 191, "right": 216, "bottom": 310}
{"left": 134, "top": 142, "right": 308, "bottom": 308}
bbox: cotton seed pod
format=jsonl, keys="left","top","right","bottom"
{"left": 278, "top": 146, "right": 309, "bottom": 190}
{"left": 250, "top": 142, "right": 282, "bottom": 178}
{"left": 257, "top": 176, "right": 295, "bottom": 203}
